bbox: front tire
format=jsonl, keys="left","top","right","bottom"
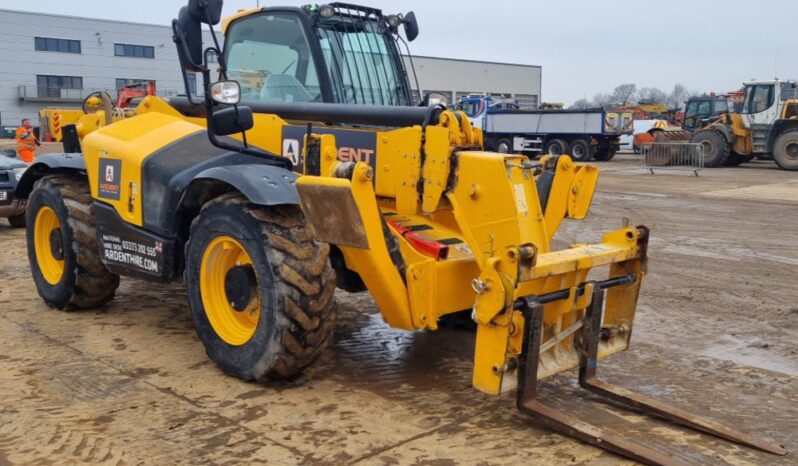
{"left": 26, "top": 175, "right": 119, "bottom": 310}
{"left": 495, "top": 138, "right": 512, "bottom": 154}
{"left": 691, "top": 130, "right": 730, "bottom": 167}
{"left": 185, "top": 194, "right": 336, "bottom": 381}
{"left": 773, "top": 129, "right": 798, "bottom": 171}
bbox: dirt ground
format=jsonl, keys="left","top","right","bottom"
{"left": 0, "top": 152, "right": 796, "bottom": 465}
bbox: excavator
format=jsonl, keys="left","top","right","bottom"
{"left": 14, "top": 1, "right": 786, "bottom": 464}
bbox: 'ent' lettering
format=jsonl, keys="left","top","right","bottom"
{"left": 338, "top": 147, "right": 374, "bottom": 164}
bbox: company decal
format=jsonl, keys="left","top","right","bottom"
{"left": 98, "top": 158, "right": 122, "bottom": 200}
{"left": 99, "top": 229, "right": 164, "bottom": 276}
{"left": 281, "top": 126, "right": 378, "bottom": 173}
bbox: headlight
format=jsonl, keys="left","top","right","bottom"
{"left": 210, "top": 80, "right": 241, "bottom": 105}
{"left": 13, "top": 167, "right": 27, "bottom": 181}
{"left": 386, "top": 15, "right": 402, "bottom": 28}
{"left": 318, "top": 5, "right": 335, "bottom": 18}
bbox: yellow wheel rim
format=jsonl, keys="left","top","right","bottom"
{"left": 200, "top": 235, "right": 261, "bottom": 346}
{"left": 33, "top": 206, "right": 65, "bottom": 285}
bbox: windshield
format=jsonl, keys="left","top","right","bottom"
{"left": 685, "top": 100, "right": 711, "bottom": 117}
{"left": 460, "top": 99, "right": 484, "bottom": 118}
{"left": 224, "top": 12, "right": 321, "bottom": 103}
{"left": 316, "top": 11, "right": 410, "bottom": 106}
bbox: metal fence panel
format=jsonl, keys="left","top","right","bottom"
{"left": 642, "top": 142, "right": 704, "bottom": 176}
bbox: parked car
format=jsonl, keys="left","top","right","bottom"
{"left": 0, "top": 149, "right": 28, "bottom": 227}
{"left": 619, "top": 119, "right": 663, "bottom": 153}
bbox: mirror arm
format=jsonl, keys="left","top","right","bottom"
{"left": 201, "top": 71, "right": 291, "bottom": 170}
{"left": 203, "top": 8, "right": 228, "bottom": 75}
{"left": 172, "top": 19, "right": 203, "bottom": 71}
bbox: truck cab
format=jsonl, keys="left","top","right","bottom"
{"left": 458, "top": 94, "right": 493, "bottom": 128}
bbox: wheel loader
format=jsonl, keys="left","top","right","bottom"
{"left": 15, "top": 1, "right": 786, "bottom": 464}
{"left": 691, "top": 79, "right": 798, "bottom": 170}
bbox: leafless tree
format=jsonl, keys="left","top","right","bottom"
{"left": 570, "top": 98, "right": 592, "bottom": 109}
{"left": 611, "top": 84, "right": 638, "bottom": 106}
{"left": 666, "top": 84, "right": 696, "bottom": 109}
{"left": 638, "top": 87, "right": 668, "bottom": 104}
{"left": 592, "top": 93, "right": 615, "bottom": 109}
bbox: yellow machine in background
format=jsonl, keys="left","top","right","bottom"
{"left": 15, "top": 2, "right": 786, "bottom": 464}
{"left": 38, "top": 108, "right": 83, "bottom": 142}
{"left": 692, "top": 79, "right": 798, "bottom": 170}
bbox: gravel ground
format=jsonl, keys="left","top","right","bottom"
{"left": 0, "top": 151, "right": 796, "bottom": 465}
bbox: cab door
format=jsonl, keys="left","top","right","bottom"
{"left": 742, "top": 84, "right": 778, "bottom": 127}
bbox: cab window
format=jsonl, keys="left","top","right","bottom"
{"left": 224, "top": 12, "right": 321, "bottom": 103}
{"left": 743, "top": 85, "right": 774, "bottom": 114}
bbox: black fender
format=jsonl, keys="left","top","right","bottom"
{"left": 192, "top": 164, "right": 300, "bottom": 206}
{"left": 15, "top": 153, "right": 86, "bottom": 199}
{"left": 711, "top": 124, "right": 735, "bottom": 144}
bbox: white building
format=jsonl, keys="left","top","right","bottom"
{"left": 0, "top": 8, "right": 541, "bottom": 130}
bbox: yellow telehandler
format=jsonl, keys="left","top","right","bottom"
{"left": 15, "top": 2, "right": 786, "bottom": 464}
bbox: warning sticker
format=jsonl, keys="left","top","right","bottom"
{"left": 98, "top": 159, "right": 122, "bottom": 200}
{"left": 283, "top": 138, "right": 300, "bottom": 166}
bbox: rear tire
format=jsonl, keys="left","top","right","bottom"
{"left": 26, "top": 175, "right": 120, "bottom": 310}
{"left": 544, "top": 139, "right": 567, "bottom": 157}
{"left": 495, "top": 138, "right": 512, "bottom": 154}
{"left": 568, "top": 138, "right": 591, "bottom": 162}
{"left": 185, "top": 194, "right": 337, "bottom": 381}
{"left": 691, "top": 130, "right": 730, "bottom": 167}
{"left": 773, "top": 129, "right": 798, "bottom": 171}
{"left": 592, "top": 147, "right": 616, "bottom": 162}
{"left": 8, "top": 213, "right": 26, "bottom": 228}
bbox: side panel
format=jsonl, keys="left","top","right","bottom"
{"left": 82, "top": 112, "right": 205, "bottom": 227}
{"left": 488, "top": 111, "right": 604, "bottom": 135}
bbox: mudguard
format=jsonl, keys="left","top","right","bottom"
{"left": 191, "top": 164, "right": 300, "bottom": 206}
{"left": 713, "top": 123, "right": 736, "bottom": 144}
{"left": 15, "top": 153, "right": 86, "bottom": 199}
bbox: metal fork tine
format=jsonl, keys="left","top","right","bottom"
{"left": 579, "top": 288, "right": 787, "bottom": 456}
{"left": 517, "top": 303, "right": 688, "bottom": 466}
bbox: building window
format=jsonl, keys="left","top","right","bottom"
{"left": 35, "top": 37, "right": 81, "bottom": 54}
{"left": 185, "top": 73, "right": 198, "bottom": 96}
{"left": 116, "top": 78, "right": 153, "bottom": 90}
{"left": 114, "top": 43, "right": 155, "bottom": 59}
{"left": 37, "top": 75, "right": 83, "bottom": 98}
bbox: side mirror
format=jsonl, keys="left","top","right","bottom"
{"left": 212, "top": 106, "right": 254, "bottom": 136}
{"left": 403, "top": 11, "right": 419, "bottom": 42}
{"left": 174, "top": 6, "right": 203, "bottom": 72}
{"left": 210, "top": 81, "right": 241, "bottom": 105}
{"left": 189, "top": 0, "right": 224, "bottom": 25}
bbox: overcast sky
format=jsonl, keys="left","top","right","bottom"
{"left": 22, "top": 0, "right": 798, "bottom": 104}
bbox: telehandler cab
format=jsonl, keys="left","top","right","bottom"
{"left": 16, "top": 1, "right": 786, "bottom": 463}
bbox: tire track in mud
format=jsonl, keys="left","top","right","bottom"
{"left": 0, "top": 311, "right": 307, "bottom": 465}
